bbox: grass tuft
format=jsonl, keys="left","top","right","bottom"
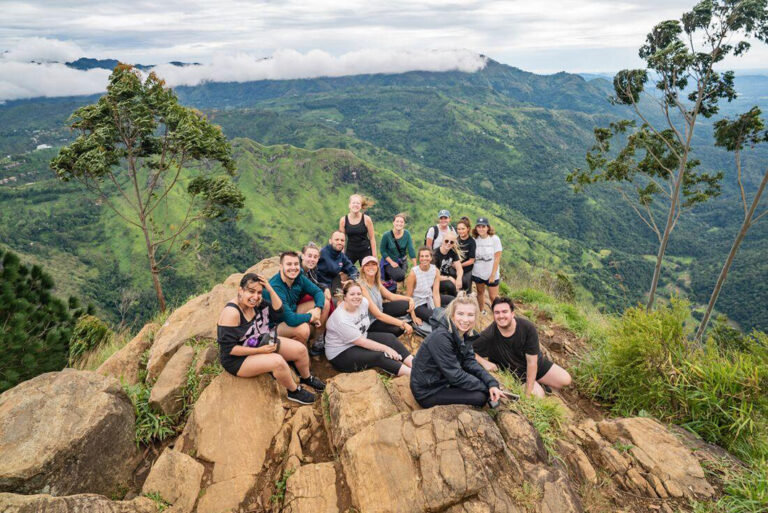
{"left": 122, "top": 382, "right": 175, "bottom": 446}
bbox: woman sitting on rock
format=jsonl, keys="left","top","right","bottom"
{"left": 217, "top": 273, "right": 325, "bottom": 405}
{"left": 406, "top": 246, "right": 452, "bottom": 324}
{"left": 359, "top": 255, "right": 417, "bottom": 337}
{"left": 325, "top": 281, "right": 414, "bottom": 377}
{"left": 410, "top": 292, "right": 503, "bottom": 408}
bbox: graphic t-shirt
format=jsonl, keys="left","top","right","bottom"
{"left": 458, "top": 236, "right": 476, "bottom": 274}
{"left": 473, "top": 317, "right": 541, "bottom": 373}
{"left": 472, "top": 235, "right": 502, "bottom": 281}
{"left": 433, "top": 248, "right": 459, "bottom": 277}
{"left": 325, "top": 298, "right": 371, "bottom": 360}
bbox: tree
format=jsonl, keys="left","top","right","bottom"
{"left": 51, "top": 65, "right": 245, "bottom": 312}
{"left": 568, "top": 0, "right": 768, "bottom": 310}
{"left": 695, "top": 107, "right": 768, "bottom": 341}
{"left": 0, "top": 250, "right": 87, "bottom": 392}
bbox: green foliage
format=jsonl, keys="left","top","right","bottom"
{"left": 497, "top": 371, "right": 565, "bottom": 460}
{"left": 122, "top": 382, "right": 175, "bottom": 446}
{"left": 143, "top": 491, "right": 171, "bottom": 512}
{"left": 577, "top": 300, "right": 768, "bottom": 461}
{"left": 270, "top": 468, "right": 295, "bottom": 506}
{"left": 68, "top": 314, "right": 113, "bottom": 365}
{"left": 0, "top": 249, "right": 86, "bottom": 392}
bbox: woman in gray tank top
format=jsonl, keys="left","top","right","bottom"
{"left": 358, "top": 256, "right": 416, "bottom": 337}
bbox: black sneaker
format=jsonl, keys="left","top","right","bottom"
{"left": 542, "top": 384, "right": 552, "bottom": 394}
{"left": 287, "top": 385, "right": 316, "bottom": 405}
{"left": 300, "top": 374, "right": 326, "bottom": 391}
{"left": 308, "top": 335, "right": 325, "bottom": 357}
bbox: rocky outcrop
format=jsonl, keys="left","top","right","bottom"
{"left": 146, "top": 276, "right": 240, "bottom": 381}
{"left": 285, "top": 463, "right": 339, "bottom": 513}
{"left": 97, "top": 323, "right": 159, "bottom": 385}
{"left": 570, "top": 417, "right": 715, "bottom": 500}
{"left": 177, "top": 373, "right": 285, "bottom": 484}
{"left": 149, "top": 344, "right": 195, "bottom": 417}
{"left": 0, "top": 370, "right": 138, "bottom": 496}
{"left": 195, "top": 475, "right": 256, "bottom": 513}
{"left": 0, "top": 493, "right": 156, "bottom": 513}
{"left": 141, "top": 448, "right": 204, "bottom": 513}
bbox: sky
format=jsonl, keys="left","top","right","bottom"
{"left": 2, "top": 0, "right": 767, "bottom": 101}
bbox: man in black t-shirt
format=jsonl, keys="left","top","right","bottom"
{"left": 473, "top": 297, "right": 572, "bottom": 398}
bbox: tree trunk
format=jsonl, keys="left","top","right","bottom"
{"left": 694, "top": 169, "right": 768, "bottom": 342}
{"left": 140, "top": 218, "right": 167, "bottom": 312}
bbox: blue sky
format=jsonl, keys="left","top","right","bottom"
{"left": 2, "top": 1, "right": 767, "bottom": 100}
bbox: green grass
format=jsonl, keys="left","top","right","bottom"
{"left": 270, "top": 468, "right": 295, "bottom": 506}
{"left": 143, "top": 491, "right": 171, "bottom": 512}
{"left": 122, "top": 382, "right": 176, "bottom": 446}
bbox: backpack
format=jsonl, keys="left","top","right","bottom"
{"left": 424, "top": 225, "right": 455, "bottom": 247}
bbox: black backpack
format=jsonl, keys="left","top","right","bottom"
{"left": 424, "top": 225, "right": 455, "bottom": 247}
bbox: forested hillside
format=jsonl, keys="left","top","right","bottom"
{"left": 1, "top": 60, "right": 767, "bottom": 329}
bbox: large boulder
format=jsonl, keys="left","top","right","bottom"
{"left": 0, "top": 493, "right": 155, "bottom": 513}
{"left": 0, "top": 370, "right": 139, "bottom": 496}
{"left": 285, "top": 463, "right": 339, "bottom": 513}
{"left": 141, "top": 448, "right": 204, "bottom": 513}
{"left": 325, "top": 370, "right": 399, "bottom": 450}
{"left": 149, "top": 344, "right": 195, "bottom": 417}
{"left": 176, "top": 373, "right": 285, "bottom": 484}
{"left": 146, "top": 277, "right": 240, "bottom": 381}
{"left": 195, "top": 475, "right": 256, "bottom": 513}
{"left": 340, "top": 406, "right": 528, "bottom": 513}
{"left": 97, "top": 323, "right": 159, "bottom": 385}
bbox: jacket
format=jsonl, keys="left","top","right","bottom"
{"left": 410, "top": 311, "right": 499, "bottom": 401}
{"left": 262, "top": 272, "right": 325, "bottom": 327}
{"left": 316, "top": 244, "right": 359, "bottom": 288}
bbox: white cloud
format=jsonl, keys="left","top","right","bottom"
{"left": 151, "top": 48, "right": 487, "bottom": 87}
{"left": 3, "top": 37, "right": 85, "bottom": 63}
{"left": 0, "top": 61, "right": 109, "bottom": 101}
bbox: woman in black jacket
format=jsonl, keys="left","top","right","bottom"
{"left": 410, "top": 292, "right": 503, "bottom": 408}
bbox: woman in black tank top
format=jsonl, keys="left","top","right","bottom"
{"left": 216, "top": 273, "right": 325, "bottom": 404}
{"left": 339, "top": 194, "right": 377, "bottom": 265}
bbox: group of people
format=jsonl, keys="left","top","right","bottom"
{"left": 217, "top": 194, "right": 571, "bottom": 406}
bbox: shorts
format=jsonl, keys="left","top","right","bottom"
{"left": 472, "top": 276, "right": 500, "bottom": 287}
{"left": 512, "top": 358, "right": 554, "bottom": 381}
{"left": 220, "top": 353, "right": 247, "bottom": 376}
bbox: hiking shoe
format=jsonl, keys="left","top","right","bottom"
{"left": 300, "top": 374, "right": 326, "bottom": 391}
{"left": 308, "top": 334, "right": 325, "bottom": 357}
{"left": 287, "top": 385, "right": 316, "bottom": 405}
{"left": 542, "top": 384, "right": 552, "bottom": 395}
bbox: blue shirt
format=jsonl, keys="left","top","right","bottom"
{"left": 262, "top": 272, "right": 325, "bottom": 327}
{"left": 316, "top": 244, "right": 359, "bottom": 288}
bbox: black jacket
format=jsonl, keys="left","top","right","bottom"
{"left": 410, "top": 312, "right": 499, "bottom": 401}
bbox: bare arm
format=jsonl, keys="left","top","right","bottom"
{"left": 432, "top": 275, "right": 441, "bottom": 308}
{"left": 525, "top": 354, "right": 538, "bottom": 396}
{"left": 365, "top": 215, "right": 377, "bottom": 257}
{"left": 352, "top": 336, "right": 402, "bottom": 360}
{"left": 475, "top": 353, "right": 498, "bottom": 372}
{"left": 339, "top": 216, "right": 345, "bottom": 233}
{"left": 382, "top": 286, "right": 415, "bottom": 311}
{"left": 490, "top": 250, "right": 502, "bottom": 283}
{"left": 362, "top": 284, "right": 408, "bottom": 329}
{"left": 454, "top": 261, "right": 463, "bottom": 290}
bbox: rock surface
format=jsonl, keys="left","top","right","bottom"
{"left": 141, "top": 448, "right": 204, "bottom": 513}
{"left": 285, "top": 463, "right": 339, "bottom": 513}
{"left": 149, "top": 344, "right": 195, "bottom": 417}
{"left": 177, "top": 373, "right": 285, "bottom": 484}
{"left": 0, "top": 492, "right": 156, "bottom": 513}
{"left": 195, "top": 474, "right": 256, "bottom": 513}
{"left": 97, "top": 323, "right": 159, "bottom": 385}
{"left": 0, "top": 370, "right": 138, "bottom": 496}
{"left": 147, "top": 277, "right": 241, "bottom": 380}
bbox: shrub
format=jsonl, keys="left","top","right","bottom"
{"left": 122, "top": 382, "right": 175, "bottom": 446}
{"left": 69, "top": 314, "right": 113, "bottom": 365}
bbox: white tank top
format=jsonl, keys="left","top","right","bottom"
{"left": 412, "top": 265, "right": 436, "bottom": 309}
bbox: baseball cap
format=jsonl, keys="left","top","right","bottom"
{"left": 475, "top": 217, "right": 490, "bottom": 226}
{"left": 361, "top": 255, "right": 379, "bottom": 267}
{"left": 438, "top": 209, "right": 451, "bottom": 218}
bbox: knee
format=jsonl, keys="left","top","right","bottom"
{"left": 297, "top": 323, "right": 311, "bottom": 342}
{"left": 561, "top": 370, "right": 573, "bottom": 387}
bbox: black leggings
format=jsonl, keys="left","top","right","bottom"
{"left": 439, "top": 279, "right": 457, "bottom": 297}
{"left": 383, "top": 264, "right": 407, "bottom": 283}
{"left": 369, "top": 300, "right": 410, "bottom": 336}
{"left": 414, "top": 295, "right": 455, "bottom": 322}
{"left": 329, "top": 332, "right": 411, "bottom": 376}
{"left": 345, "top": 246, "right": 372, "bottom": 266}
{"left": 417, "top": 387, "right": 489, "bottom": 408}
{"left": 461, "top": 272, "right": 472, "bottom": 292}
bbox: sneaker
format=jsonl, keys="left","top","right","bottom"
{"left": 542, "top": 384, "right": 553, "bottom": 395}
{"left": 308, "top": 334, "right": 325, "bottom": 357}
{"left": 287, "top": 385, "right": 316, "bottom": 405}
{"left": 300, "top": 374, "right": 326, "bottom": 391}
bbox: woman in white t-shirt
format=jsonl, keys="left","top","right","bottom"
{"left": 325, "top": 281, "right": 413, "bottom": 376}
{"left": 471, "top": 217, "right": 503, "bottom": 314}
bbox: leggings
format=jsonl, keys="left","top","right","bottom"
{"left": 329, "top": 332, "right": 411, "bottom": 376}
{"left": 345, "top": 246, "right": 372, "bottom": 266}
{"left": 417, "top": 387, "right": 489, "bottom": 408}
{"left": 369, "top": 300, "right": 410, "bottom": 336}
{"left": 384, "top": 264, "right": 407, "bottom": 283}
{"left": 461, "top": 272, "right": 473, "bottom": 292}
{"left": 414, "top": 295, "right": 455, "bottom": 322}
{"left": 439, "top": 279, "right": 457, "bottom": 297}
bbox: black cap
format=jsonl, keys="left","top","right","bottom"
{"left": 476, "top": 217, "right": 490, "bottom": 226}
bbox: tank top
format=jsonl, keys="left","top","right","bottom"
{"left": 362, "top": 281, "right": 383, "bottom": 321}
{"left": 344, "top": 214, "right": 370, "bottom": 252}
{"left": 412, "top": 265, "right": 437, "bottom": 309}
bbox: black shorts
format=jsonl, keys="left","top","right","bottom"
{"left": 220, "top": 353, "right": 247, "bottom": 376}
{"left": 512, "top": 358, "right": 554, "bottom": 381}
{"left": 345, "top": 246, "right": 372, "bottom": 266}
{"left": 472, "top": 275, "right": 500, "bottom": 287}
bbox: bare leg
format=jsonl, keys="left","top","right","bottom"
{"left": 277, "top": 337, "right": 311, "bottom": 378}
{"left": 530, "top": 381, "right": 546, "bottom": 398}
{"left": 397, "top": 365, "right": 411, "bottom": 377}
{"left": 537, "top": 364, "right": 572, "bottom": 390}
{"left": 236, "top": 353, "right": 296, "bottom": 391}
{"left": 277, "top": 322, "right": 311, "bottom": 344}
{"left": 403, "top": 355, "right": 414, "bottom": 368}
{"left": 475, "top": 282, "right": 487, "bottom": 312}
{"left": 488, "top": 284, "right": 500, "bottom": 304}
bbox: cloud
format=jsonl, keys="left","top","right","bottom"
{"left": 0, "top": 47, "right": 487, "bottom": 101}
{"left": 152, "top": 48, "right": 487, "bottom": 86}
{"left": 3, "top": 37, "right": 86, "bottom": 63}
{"left": 0, "top": 61, "right": 109, "bottom": 101}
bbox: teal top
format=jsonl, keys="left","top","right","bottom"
{"left": 380, "top": 230, "right": 416, "bottom": 262}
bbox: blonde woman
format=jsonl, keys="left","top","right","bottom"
{"left": 409, "top": 292, "right": 502, "bottom": 408}
{"left": 339, "top": 194, "right": 376, "bottom": 265}
{"left": 359, "top": 255, "right": 416, "bottom": 336}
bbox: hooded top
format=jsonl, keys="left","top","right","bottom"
{"left": 316, "top": 244, "right": 360, "bottom": 288}
{"left": 410, "top": 311, "right": 499, "bottom": 401}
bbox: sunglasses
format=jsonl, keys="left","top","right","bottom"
{"left": 444, "top": 240, "right": 456, "bottom": 245}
